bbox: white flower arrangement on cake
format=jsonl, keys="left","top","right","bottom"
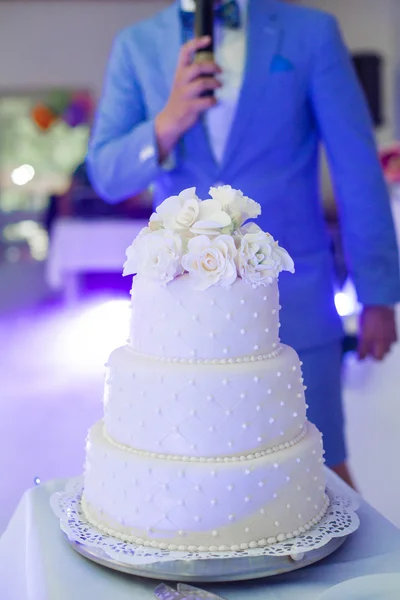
{"left": 123, "top": 186, "right": 294, "bottom": 290}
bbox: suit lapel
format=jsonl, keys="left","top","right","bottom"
{"left": 221, "top": 0, "right": 282, "bottom": 168}
{"left": 156, "top": 2, "right": 182, "bottom": 98}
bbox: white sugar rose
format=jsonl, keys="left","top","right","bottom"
{"left": 152, "top": 187, "right": 200, "bottom": 232}
{"left": 190, "top": 199, "right": 232, "bottom": 236}
{"left": 209, "top": 185, "right": 261, "bottom": 229}
{"left": 182, "top": 234, "right": 238, "bottom": 291}
{"left": 235, "top": 225, "right": 294, "bottom": 286}
{"left": 123, "top": 229, "right": 183, "bottom": 284}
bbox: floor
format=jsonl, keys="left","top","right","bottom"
{"left": 0, "top": 271, "right": 400, "bottom": 536}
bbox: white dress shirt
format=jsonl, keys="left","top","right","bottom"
{"left": 180, "top": 0, "right": 248, "bottom": 164}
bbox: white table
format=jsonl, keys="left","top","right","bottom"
{"left": 1, "top": 473, "right": 400, "bottom": 600}
{"left": 46, "top": 218, "right": 147, "bottom": 302}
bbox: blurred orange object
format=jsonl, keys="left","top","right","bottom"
{"left": 31, "top": 104, "right": 58, "bottom": 131}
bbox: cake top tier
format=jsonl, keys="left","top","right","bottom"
{"left": 123, "top": 186, "right": 294, "bottom": 290}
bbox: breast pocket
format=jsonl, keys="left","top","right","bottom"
{"left": 266, "top": 72, "right": 306, "bottom": 127}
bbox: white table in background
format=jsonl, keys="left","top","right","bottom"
{"left": 0, "top": 472, "right": 400, "bottom": 600}
{"left": 46, "top": 218, "right": 147, "bottom": 302}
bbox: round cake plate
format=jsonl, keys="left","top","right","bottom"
{"left": 66, "top": 533, "right": 347, "bottom": 583}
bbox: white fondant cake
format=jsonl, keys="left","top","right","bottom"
{"left": 83, "top": 186, "right": 328, "bottom": 551}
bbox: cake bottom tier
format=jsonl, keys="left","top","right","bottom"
{"left": 83, "top": 421, "right": 328, "bottom": 552}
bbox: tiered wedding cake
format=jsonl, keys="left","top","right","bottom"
{"left": 82, "top": 186, "right": 328, "bottom": 552}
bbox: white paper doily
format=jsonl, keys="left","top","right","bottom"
{"left": 50, "top": 476, "right": 360, "bottom": 566}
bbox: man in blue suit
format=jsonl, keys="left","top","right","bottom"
{"left": 87, "top": 0, "right": 400, "bottom": 485}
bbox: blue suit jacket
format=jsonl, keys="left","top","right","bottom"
{"left": 87, "top": 0, "right": 400, "bottom": 351}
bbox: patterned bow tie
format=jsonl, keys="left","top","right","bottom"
{"left": 180, "top": 0, "right": 241, "bottom": 32}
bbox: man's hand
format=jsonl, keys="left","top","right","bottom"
{"left": 358, "top": 305, "right": 398, "bottom": 360}
{"left": 155, "top": 36, "right": 221, "bottom": 162}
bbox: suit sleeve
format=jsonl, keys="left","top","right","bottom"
{"left": 309, "top": 15, "right": 400, "bottom": 306}
{"left": 87, "top": 31, "right": 164, "bottom": 203}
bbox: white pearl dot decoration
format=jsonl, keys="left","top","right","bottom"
{"left": 211, "top": 470, "right": 217, "bottom": 477}
{"left": 265, "top": 328, "right": 270, "bottom": 333}
{"left": 228, "top": 441, "right": 233, "bottom": 448}
{"left": 240, "top": 392, "right": 246, "bottom": 399}
{"left": 274, "top": 463, "right": 279, "bottom": 469}
{"left": 211, "top": 499, "right": 217, "bottom": 505}
{"left": 254, "top": 345, "right": 259, "bottom": 351}
{"left": 296, "top": 458, "right": 301, "bottom": 464}
{"left": 257, "top": 436, "right": 263, "bottom": 442}
{"left": 274, "top": 521, "right": 280, "bottom": 527}
{"left": 222, "top": 379, "right": 229, "bottom": 386}
{"left": 293, "top": 412, "right": 298, "bottom": 418}
{"left": 244, "top": 469, "right": 251, "bottom": 475}
{"left": 242, "top": 423, "right": 248, "bottom": 429}
{"left": 210, "top": 299, "right": 216, "bottom": 306}
{"left": 212, "top": 530, "right": 218, "bottom": 537}
{"left": 297, "top": 485, "right": 302, "bottom": 491}
{"left": 286, "top": 503, "right": 291, "bottom": 509}
{"left": 240, "top": 298, "right": 245, "bottom": 304}
{"left": 209, "top": 426, "right": 215, "bottom": 433}
{"left": 209, "top": 331, "right": 215, "bottom": 338}
{"left": 256, "top": 405, "right": 262, "bottom": 411}
{"left": 227, "top": 485, "right": 234, "bottom": 491}
{"left": 292, "top": 366, "right": 297, "bottom": 371}
{"left": 244, "top": 496, "right": 251, "bottom": 503}
{"left": 245, "top": 527, "right": 250, "bottom": 533}
{"left": 258, "top": 481, "right": 265, "bottom": 488}
{"left": 277, "top": 371, "right": 282, "bottom": 377}
{"left": 286, "top": 476, "right": 291, "bottom": 482}
{"left": 194, "top": 516, "right": 201, "bottom": 522}
{"left": 254, "top": 376, "right": 259, "bottom": 383}
{"left": 240, "top": 328, "right": 246, "bottom": 335}
{"left": 226, "top": 313, "right": 232, "bottom": 320}
{"left": 228, "top": 514, "right": 235, "bottom": 521}
{"left": 226, "top": 409, "right": 232, "bottom": 416}
{"left": 194, "top": 485, "right": 201, "bottom": 491}
{"left": 297, "top": 514, "right": 302, "bottom": 520}
{"left": 253, "top": 312, "right": 259, "bottom": 318}
{"left": 263, "top": 296, "right": 268, "bottom": 301}
{"left": 269, "top": 417, "right": 275, "bottom": 424}
{"left": 223, "top": 348, "right": 228, "bottom": 355}
{"left": 178, "top": 530, "right": 185, "bottom": 536}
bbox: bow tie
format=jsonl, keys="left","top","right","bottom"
{"left": 180, "top": 0, "right": 241, "bottom": 32}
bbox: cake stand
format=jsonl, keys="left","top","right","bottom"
{"left": 50, "top": 475, "right": 360, "bottom": 583}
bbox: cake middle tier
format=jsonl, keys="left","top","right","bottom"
{"left": 104, "top": 344, "right": 307, "bottom": 458}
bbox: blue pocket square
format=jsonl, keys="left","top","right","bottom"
{"left": 270, "top": 55, "right": 294, "bottom": 73}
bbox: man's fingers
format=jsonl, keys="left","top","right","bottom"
{"left": 178, "top": 36, "right": 212, "bottom": 68}
{"left": 358, "top": 336, "right": 394, "bottom": 361}
{"left": 372, "top": 339, "right": 390, "bottom": 361}
{"left": 185, "top": 77, "right": 222, "bottom": 99}
{"left": 183, "top": 61, "right": 221, "bottom": 84}
{"left": 357, "top": 336, "right": 370, "bottom": 361}
{"left": 192, "top": 95, "right": 217, "bottom": 113}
